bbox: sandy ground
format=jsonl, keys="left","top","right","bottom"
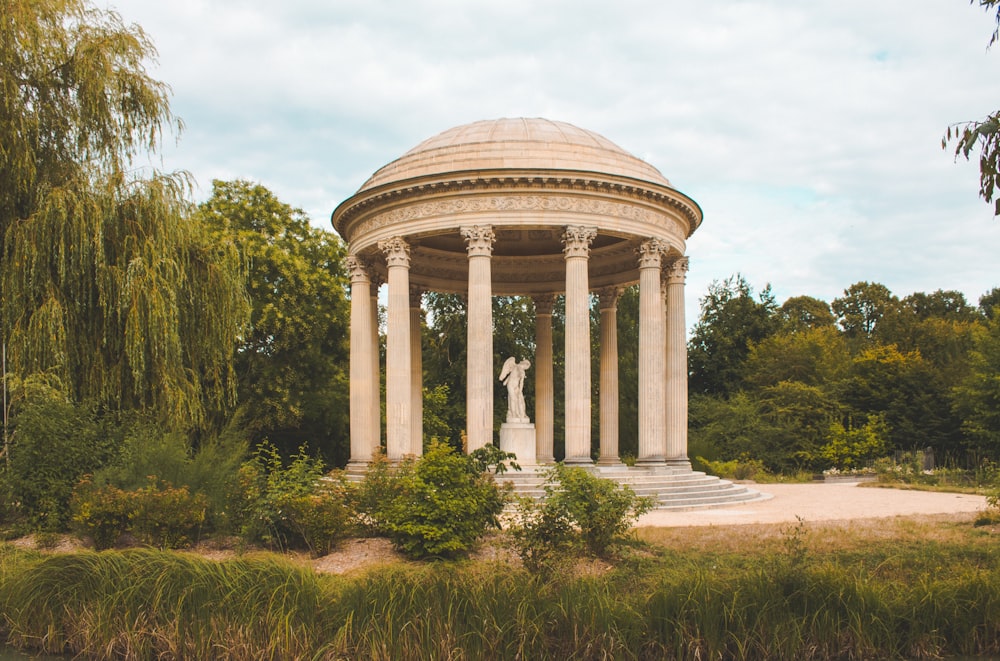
{"left": 635, "top": 481, "right": 989, "bottom": 528}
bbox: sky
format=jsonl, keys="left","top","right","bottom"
{"left": 110, "top": 0, "right": 1000, "bottom": 327}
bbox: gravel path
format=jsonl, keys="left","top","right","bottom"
{"left": 635, "top": 482, "right": 989, "bottom": 527}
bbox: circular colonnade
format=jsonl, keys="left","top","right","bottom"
{"left": 332, "top": 118, "right": 702, "bottom": 470}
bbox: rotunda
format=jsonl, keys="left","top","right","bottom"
{"left": 332, "top": 118, "right": 702, "bottom": 469}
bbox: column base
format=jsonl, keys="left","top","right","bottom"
{"left": 563, "top": 455, "right": 594, "bottom": 465}
{"left": 666, "top": 457, "right": 692, "bottom": 470}
{"left": 597, "top": 456, "right": 623, "bottom": 466}
{"left": 500, "top": 422, "right": 537, "bottom": 466}
{"left": 636, "top": 455, "right": 667, "bottom": 466}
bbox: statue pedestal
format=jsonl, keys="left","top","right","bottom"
{"left": 500, "top": 421, "right": 537, "bottom": 466}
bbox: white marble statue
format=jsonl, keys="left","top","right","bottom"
{"left": 499, "top": 356, "right": 531, "bottom": 422}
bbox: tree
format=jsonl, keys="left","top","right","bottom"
{"left": 778, "top": 295, "right": 836, "bottom": 332}
{"left": 1, "top": 0, "right": 248, "bottom": 429}
{"left": 831, "top": 282, "right": 898, "bottom": 344}
{"left": 980, "top": 287, "right": 1000, "bottom": 319}
{"left": 194, "top": 180, "right": 350, "bottom": 464}
{"left": 688, "top": 274, "right": 779, "bottom": 396}
{"left": 944, "top": 1, "right": 1000, "bottom": 214}
{"left": 744, "top": 326, "right": 850, "bottom": 389}
{"left": 953, "top": 312, "right": 1000, "bottom": 457}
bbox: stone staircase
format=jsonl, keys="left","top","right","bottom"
{"left": 495, "top": 465, "right": 770, "bottom": 510}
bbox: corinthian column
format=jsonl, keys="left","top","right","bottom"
{"left": 637, "top": 239, "right": 666, "bottom": 465}
{"left": 598, "top": 287, "right": 622, "bottom": 465}
{"left": 346, "top": 255, "right": 374, "bottom": 467}
{"left": 409, "top": 285, "right": 424, "bottom": 456}
{"left": 533, "top": 294, "right": 555, "bottom": 463}
{"left": 562, "top": 225, "right": 597, "bottom": 464}
{"left": 370, "top": 274, "right": 382, "bottom": 454}
{"left": 379, "top": 237, "right": 411, "bottom": 461}
{"left": 665, "top": 256, "right": 691, "bottom": 468}
{"left": 462, "top": 225, "right": 495, "bottom": 453}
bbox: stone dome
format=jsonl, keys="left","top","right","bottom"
{"left": 359, "top": 118, "right": 673, "bottom": 193}
{"left": 332, "top": 117, "right": 701, "bottom": 295}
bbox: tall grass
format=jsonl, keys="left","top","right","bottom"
{"left": 2, "top": 533, "right": 1000, "bottom": 660}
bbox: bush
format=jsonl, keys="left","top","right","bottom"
{"left": 69, "top": 478, "right": 132, "bottom": 550}
{"left": 545, "top": 464, "right": 653, "bottom": 557}
{"left": 506, "top": 495, "right": 577, "bottom": 577}
{"left": 281, "top": 477, "right": 354, "bottom": 557}
{"left": 698, "top": 455, "right": 769, "bottom": 481}
{"left": 374, "top": 441, "right": 510, "bottom": 559}
{"left": 232, "top": 442, "right": 343, "bottom": 551}
{"left": 507, "top": 465, "right": 654, "bottom": 570}
{"left": 92, "top": 421, "right": 247, "bottom": 534}
{"left": 1, "top": 378, "right": 120, "bottom": 530}
{"left": 130, "top": 478, "right": 208, "bottom": 549}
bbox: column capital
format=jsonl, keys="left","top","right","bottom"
{"left": 665, "top": 256, "right": 690, "bottom": 283}
{"left": 378, "top": 236, "right": 410, "bottom": 267}
{"left": 637, "top": 239, "right": 667, "bottom": 269}
{"left": 533, "top": 294, "right": 555, "bottom": 316}
{"left": 598, "top": 286, "right": 623, "bottom": 311}
{"left": 461, "top": 225, "right": 496, "bottom": 257}
{"left": 562, "top": 225, "right": 597, "bottom": 258}
{"left": 346, "top": 255, "right": 372, "bottom": 284}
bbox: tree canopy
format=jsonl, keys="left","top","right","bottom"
{"left": 1, "top": 0, "right": 248, "bottom": 429}
{"left": 945, "top": 0, "right": 1000, "bottom": 214}
{"left": 194, "top": 180, "right": 350, "bottom": 462}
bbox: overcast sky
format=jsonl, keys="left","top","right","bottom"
{"left": 111, "top": 0, "right": 999, "bottom": 325}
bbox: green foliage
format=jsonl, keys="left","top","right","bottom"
{"left": 542, "top": 464, "right": 654, "bottom": 557}
{"left": 832, "top": 281, "right": 898, "bottom": 344}
{"left": 277, "top": 478, "right": 354, "bottom": 557}
{"left": 69, "top": 479, "right": 131, "bottom": 550}
{"left": 232, "top": 442, "right": 344, "bottom": 552}
{"left": 369, "top": 441, "right": 509, "bottom": 559}
{"left": 90, "top": 422, "right": 247, "bottom": 533}
{"left": 5, "top": 527, "right": 1000, "bottom": 660}
{"left": 698, "top": 455, "right": 769, "bottom": 481}
{"left": 1, "top": 1, "right": 249, "bottom": 429}
{"left": 954, "top": 312, "right": 1000, "bottom": 455}
{"left": 195, "top": 180, "right": 350, "bottom": 464}
{"left": 1, "top": 378, "right": 119, "bottom": 530}
{"left": 688, "top": 274, "right": 779, "bottom": 396}
{"left": 129, "top": 478, "right": 207, "bottom": 550}
{"left": 506, "top": 495, "right": 577, "bottom": 577}
{"left": 468, "top": 444, "right": 520, "bottom": 475}
{"left": 820, "top": 415, "right": 889, "bottom": 470}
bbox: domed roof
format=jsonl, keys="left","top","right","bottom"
{"left": 359, "top": 118, "right": 673, "bottom": 192}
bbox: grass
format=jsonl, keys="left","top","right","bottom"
{"left": 1, "top": 515, "right": 999, "bottom": 660}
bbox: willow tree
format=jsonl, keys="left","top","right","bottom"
{"left": 1, "top": 0, "right": 249, "bottom": 429}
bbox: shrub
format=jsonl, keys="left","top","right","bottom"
{"left": 506, "top": 495, "right": 577, "bottom": 577}
{"left": 698, "top": 455, "right": 769, "bottom": 481}
{"left": 376, "top": 440, "right": 510, "bottom": 559}
{"left": 350, "top": 452, "right": 394, "bottom": 536}
{"left": 69, "top": 478, "right": 132, "bottom": 550}
{"left": 281, "top": 477, "right": 354, "bottom": 557}
{"left": 543, "top": 464, "right": 654, "bottom": 557}
{"left": 130, "top": 478, "right": 208, "bottom": 549}
{"left": 232, "top": 442, "right": 340, "bottom": 551}
{"left": 92, "top": 421, "right": 247, "bottom": 534}
{"left": 1, "top": 378, "right": 120, "bottom": 530}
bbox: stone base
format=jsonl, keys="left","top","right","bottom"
{"left": 500, "top": 422, "right": 537, "bottom": 466}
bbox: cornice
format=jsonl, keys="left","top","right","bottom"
{"left": 332, "top": 168, "right": 702, "bottom": 240}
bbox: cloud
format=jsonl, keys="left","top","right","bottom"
{"left": 112, "top": 0, "right": 1000, "bottom": 324}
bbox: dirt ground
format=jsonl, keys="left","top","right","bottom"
{"left": 635, "top": 481, "right": 988, "bottom": 527}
